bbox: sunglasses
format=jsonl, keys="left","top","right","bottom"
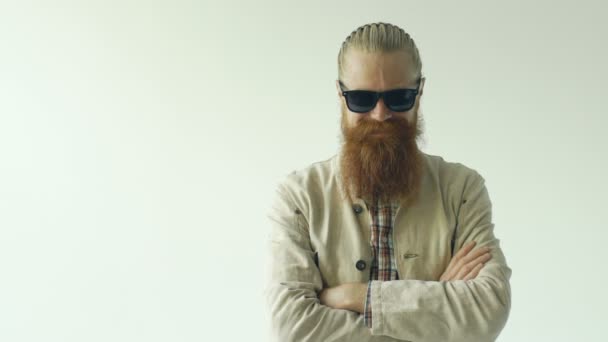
{"left": 338, "top": 78, "right": 421, "bottom": 113}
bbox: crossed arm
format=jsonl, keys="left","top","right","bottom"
{"left": 319, "top": 240, "right": 494, "bottom": 314}
{"left": 264, "top": 173, "right": 511, "bottom": 342}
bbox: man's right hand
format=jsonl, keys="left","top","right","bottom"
{"left": 439, "top": 241, "right": 492, "bottom": 281}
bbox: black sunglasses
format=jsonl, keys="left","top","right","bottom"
{"left": 338, "top": 78, "right": 421, "bottom": 113}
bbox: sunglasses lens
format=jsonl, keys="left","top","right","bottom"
{"left": 346, "top": 91, "right": 376, "bottom": 113}
{"left": 384, "top": 89, "right": 416, "bottom": 112}
{"left": 345, "top": 89, "right": 417, "bottom": 113}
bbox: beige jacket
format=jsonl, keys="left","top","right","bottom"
{"left": 264, "top": 151, "right": 512, "bottom": 342}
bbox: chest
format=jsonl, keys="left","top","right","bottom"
{"left": 309, "top": 196, "right": 457, "bottom": 288}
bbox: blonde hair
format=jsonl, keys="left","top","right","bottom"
{"left": 337, "top": 22, "right": 423, "bottom": 82}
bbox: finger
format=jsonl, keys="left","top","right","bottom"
{"left": 452, "top": 240, "right": 476, "bottom": 262}
{"left": 440, "top": 258, "right": 460, "bottom": 281}
{"left": 441, "top": 243, "right": 490, "bottom": 281}
{"left": 453, "top": 262, "right": 475, "bottom": 280}
{"left": 442, "top": 242, "right": 476, "bottom": 280}
{"left": 319, "top": 290, "right": 327, "bottom": 305}
{"left": 455, "top": 253, "right": 492, "bottom": 279}
{"left": 441, "top": 254, "right": 469, "bottom": 281}
{"left": 462, "top": 262, "right": 484, "bottom": 281}
{"left": 440, "top": 267, "right": 454, "bottom": 281}
{"left": 460, "top": 246, "right": 491, "bottom": 264}
{"left": 446, "top": 245, "right": 487, "bottom": 280}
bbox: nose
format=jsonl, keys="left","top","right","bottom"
{"left": 369, "top": 97, "right": 391, "bottom": 121}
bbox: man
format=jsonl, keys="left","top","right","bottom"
{"left": 264, "top": 22, "right": 511, "bottom": 342}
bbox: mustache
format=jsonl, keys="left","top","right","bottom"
{"left": 344, "top": 116, "right": 414, "bottom": 141}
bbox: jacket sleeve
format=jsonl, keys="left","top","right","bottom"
{"left": 263, "top": 180, "right": 408, "bottom": 342}
{"left": 367, "top": 171, "right": 512, "bottom": 342}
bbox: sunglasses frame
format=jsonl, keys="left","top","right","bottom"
{"left": 338, "top": 77, "right": 422, "bottom": 114}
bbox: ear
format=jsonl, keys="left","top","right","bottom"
{"left": 335, "top": 79, "right": 342, "bottom": 98}
{"left": 418, "top": 77, "right": 426, "bottom": 96}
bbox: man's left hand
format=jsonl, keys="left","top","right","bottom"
{"left": 319, "top": 282, "right": 368, "bottom": 314}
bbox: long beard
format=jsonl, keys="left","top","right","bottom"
{"left": 339, "top": 112, "right": 425, "bottom": 205}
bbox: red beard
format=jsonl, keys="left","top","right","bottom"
{"left": 339, "top": 113, "right": 425, "bottom": 205}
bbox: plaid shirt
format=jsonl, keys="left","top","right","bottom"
{"left": 363, "top": 200, "right": 400, "bottom": 328}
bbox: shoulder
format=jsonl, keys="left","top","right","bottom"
{"left": 279, "top": 155, "right": 335, "bottom": 191}
{"left": 423, "top": 152, "right": 486, "bottom": 190}
{"left": 271, "top": 155, "right": 336, "bottom": 214}
{"left": 422, "top": 152, "right": 491, "bottom": 217}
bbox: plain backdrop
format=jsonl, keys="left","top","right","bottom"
{"left": 1, "top": 0, "right": 607, "bottom": 341}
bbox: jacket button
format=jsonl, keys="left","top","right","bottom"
{"left": 355, "top": 260, "right": 366, "bottom": 271}
{"left": 352, "top": 204, "right": 363, "bottom": 214}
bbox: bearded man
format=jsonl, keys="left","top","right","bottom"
{"left": 264, "top": 22, "right": 511, "bottom": 342}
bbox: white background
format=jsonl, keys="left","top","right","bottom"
{"left": 1, "top": 1, "right": 606, "bottom": 341}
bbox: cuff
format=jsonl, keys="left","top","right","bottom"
{"left": 363, "top": 279, "right": 373, "bottom": 328}
{"left": 369, "top": 280, "right": 384, "bottom": 335}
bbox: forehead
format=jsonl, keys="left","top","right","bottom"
{"left": 341, "top": 49, "right": 416, "bottom": 90}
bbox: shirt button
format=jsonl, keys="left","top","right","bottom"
{"left": 352, "top": 204, "right": 363, "bottom": 214}
{"left": 382, "top": 236, "right": 388, "bottom": 243}
{"left": 355, "top": 260, "right": 367, "bottom": 271}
